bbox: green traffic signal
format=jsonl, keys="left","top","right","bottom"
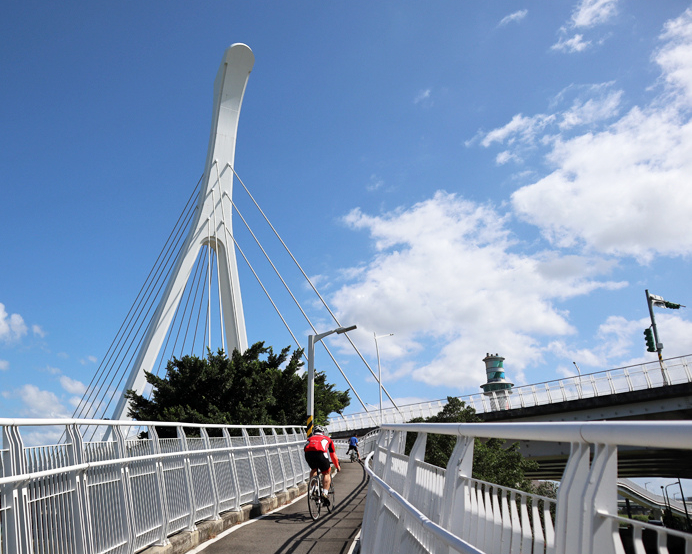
{"left": 663, "top": 301, "right": 681, "bottom": 309}
{"left": 643, "top": 328, "right": 656, "bottom": 352}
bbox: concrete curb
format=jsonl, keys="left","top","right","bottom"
{"left": 141, "top": 482, "right": 308, "bottom": 554}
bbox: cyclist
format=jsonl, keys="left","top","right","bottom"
{"left": 304, "top": 426, "right": 340, "bottom": 504}
{"left": 346, "top": 433, "right": 360, "bottom": 462}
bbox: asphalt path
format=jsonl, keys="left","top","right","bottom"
{"left": 198, "top": 460, "right": 369, "bottom": 554}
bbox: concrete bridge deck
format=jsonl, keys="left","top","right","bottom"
{"left": 198, "top": 460, "right": 369, "bottom": 554}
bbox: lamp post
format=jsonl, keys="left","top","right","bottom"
{"left": 307, "top": 325, "right": 357, "bottom": 436}
{"left": 374, "top": 333, "right": 394, "bottom": 426}
{"left": 573, "top": 361, "right": 583, "bottom": 399}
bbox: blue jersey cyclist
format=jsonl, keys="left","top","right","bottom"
{"left": 346, "top": 433, "right": 360, "bottom": 461}
{"left": 304, "top": 427, "right": 341, "bottom": 502}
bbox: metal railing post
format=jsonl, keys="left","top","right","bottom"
{"left": 554, "top": 442, "right": 591, "bottom": 554}
{"left": 242, "top": 428, "right": 261, "bottom": 502}
{"left": 2, "top": 425, "right": 31, "bottom": 554}
{"left": 200, "top": 428, "right": 221, "bottom": 519}
{"left": 442, "top": 434, "right": 474, "bottom": 536}
{"left": 147, "top": 425, "right": 170, "bottom": 546}
{"left": 176, "top": 426, "right": 197, "bottom": 531}
{"left": 111, "top": 425, "right": 137, "bottom": 554}
{"left": 584, "top": 444, "right": 620, "bottom": 554}
{"left": 221, "top": 428, "right": 242, "bottom": 511}
{"left": 64, "top": 424, "right": 93, "bottom": 554}
{"left": 259, "top": 428, "right": 276, "bottom": 496}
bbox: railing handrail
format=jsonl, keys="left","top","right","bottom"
{"left": 361, "top": 420, "right": 692, "bottom": 554}
{"left": 0, "top": 420, "right": 311, "bottom": 554}
{"left": 0, "top": 417, "right": 305, "bottom": 429}
{"left": 381, "top": 420, "right": 692, "bottom": 450}
{"left": 330, "top": 353, "right": 692, "bottom": 431}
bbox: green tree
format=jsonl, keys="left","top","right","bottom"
{"left": 406, "top": 396, "right": 538, "bottom": 492}
{"left": 125, "top": 342, "right": 350, "bottom": 427}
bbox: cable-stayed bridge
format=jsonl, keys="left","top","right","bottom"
{"left": 2, "top": 44, "right": 691, "bottom": 554}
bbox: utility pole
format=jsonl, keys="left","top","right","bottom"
{"left": 644, "top": 290, "right": 685, "bottom": 386}
{"left": 645, "top": 289, "right": 668, "bottom": 385}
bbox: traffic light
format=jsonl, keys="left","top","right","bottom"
{"left": 663, "top": 301, "right": 681, "bottom": 309}
{"left": 644, "top": 328, "right": 656, "bottom": 352}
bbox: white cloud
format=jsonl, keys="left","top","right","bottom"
{"left": 42, "top": 365, "right": 62, "bottom": 375}
{"left": 498, "top": 10, "right": 528, "bottom": 28}
{"left": 656, "top": 8, "right": 692, "bottom": 104}
{"left": 476, "top": 85, "right": 621, "bottom": 161}
{"left": 0, "top": 360, "right": 8, "bottom": 371}
{"left": 332, "top": 192, "right": 625, "bottom": 391}
{"left": 480, "top": 113, "right": 556, "bottom": 147}
{"left": 414, "top": 89, "right": 431, "bottom": 104}
{"left": 367, "top": 174, "right": 385, "bottom": 192}
{"left": 32, "top": 324, "right": 46, "bottom": 338}
{"left": 511, "top": 101, "right": 692, "bottom": 261}
{"left": 571, "top": 0, "right": 619, "bottom": 28}
{"left": 559, "top": 90, "right": 623, "bottom": 129}
{"left": 548, "top": 313, "right": 692, "bottom": 372}
{"left": 496, "top": 150, "right": 520, "bottom": 165}
{"left": 60, "top": 375, "right": 87, "bottom": 395}
{"left": 551, "top": 0, "right": 618, "bottom": 54}
{"left": 16, "top": 384, "right": 70, "bottom": 419}
{"left": 475, "top": 10, "right": 692, "bottom": 262}
{"left": 0, "top": 303, "right": 28, "bottom": 343}
{"left": 551, "top": 34, "right": 591, "bottom": 53}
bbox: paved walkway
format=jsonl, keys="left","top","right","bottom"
{"left": 199, "top": 460, "right": 369, "bottom": 554}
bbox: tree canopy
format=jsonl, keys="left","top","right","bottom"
{"left": 125, "top": 342, "right": 350, "bottom": 427}
{"left": 406, "top": 396, "right": 538, "bottom": 493}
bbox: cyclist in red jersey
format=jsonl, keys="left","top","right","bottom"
{"left": 304, "top": 426, "right": 340, "bottom": 502}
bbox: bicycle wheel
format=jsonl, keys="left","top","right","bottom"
{"left": 307, "top": 476, "right": 321, "bottom": 520}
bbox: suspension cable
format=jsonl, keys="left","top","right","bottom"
{"left": 224, "top": 223, "right": 377, "bottom": 425}
{"left": 72, "top": 179, "right": 199, "bottom": 421}
{"left": 230, "top": 164, "right": 401, "bottom": 415}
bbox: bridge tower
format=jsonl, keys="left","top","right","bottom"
{"left": 110, "top": 44, "right": 254, "bottom": 422}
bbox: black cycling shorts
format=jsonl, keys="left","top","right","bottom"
{"left": 305, "top": 450, "right": 331, "bottom": 473}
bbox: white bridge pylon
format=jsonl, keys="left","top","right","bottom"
{"left": 111, "top": 44, "right": 254, "bottom": 422}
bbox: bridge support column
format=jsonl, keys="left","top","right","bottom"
{"left": 110, "top": 44, "right": 254, "bottom": 423}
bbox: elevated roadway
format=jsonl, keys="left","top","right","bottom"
{"left": 480, "top": 381, "right": 692, "bottom": 479}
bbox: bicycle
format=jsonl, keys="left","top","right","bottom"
{"left": 349, "top": 448, "right": 358, "bottom": 463}
{"left": 307, "top": 468, "right": 336, "bottom": 520}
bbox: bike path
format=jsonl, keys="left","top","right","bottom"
{"left": 198, "top": 460, "right": 369, "bottom": 554}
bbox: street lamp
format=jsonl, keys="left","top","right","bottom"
{"left": 307, "top": 325, "right": 357, "bottom": 436}
{"left": 573, "top": 361, "right": 583, "bottom": 399}
{"left": 374, "top": 333, "right": 394, "bottom": 426}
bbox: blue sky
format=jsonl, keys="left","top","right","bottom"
{"left": 2, "top": 0, "right": 692, "bottom": 436}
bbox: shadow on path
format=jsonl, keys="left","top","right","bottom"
{"left": 201, "top": 461, "right": 369, "bottom": 554}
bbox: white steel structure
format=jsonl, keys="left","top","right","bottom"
{"left": 111, "top": 44, "right": 253, "bottom": 422}
{"left": 361, "top": 421, "right": 692, "bottom": 554}
{"left": 328, "top": 354, "right": 692, "bottom": 433}
{"left": 0, "top": 419, "right": 308, "bottom": 554}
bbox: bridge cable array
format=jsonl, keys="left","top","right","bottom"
{"left": 71, "top": 168, "right": 400, "bottom": 434}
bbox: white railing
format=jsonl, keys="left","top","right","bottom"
{"left": 360, "top": 421, "right": 692, "bottom": 554}
{"left": 329, "top": 355, "right": 692, "bottom": 433}
{"left": 333, "top": 429, "right": 379, "bottom": 461}
{"left": 0, "top": 419, "right": 310, "bottom": 554}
